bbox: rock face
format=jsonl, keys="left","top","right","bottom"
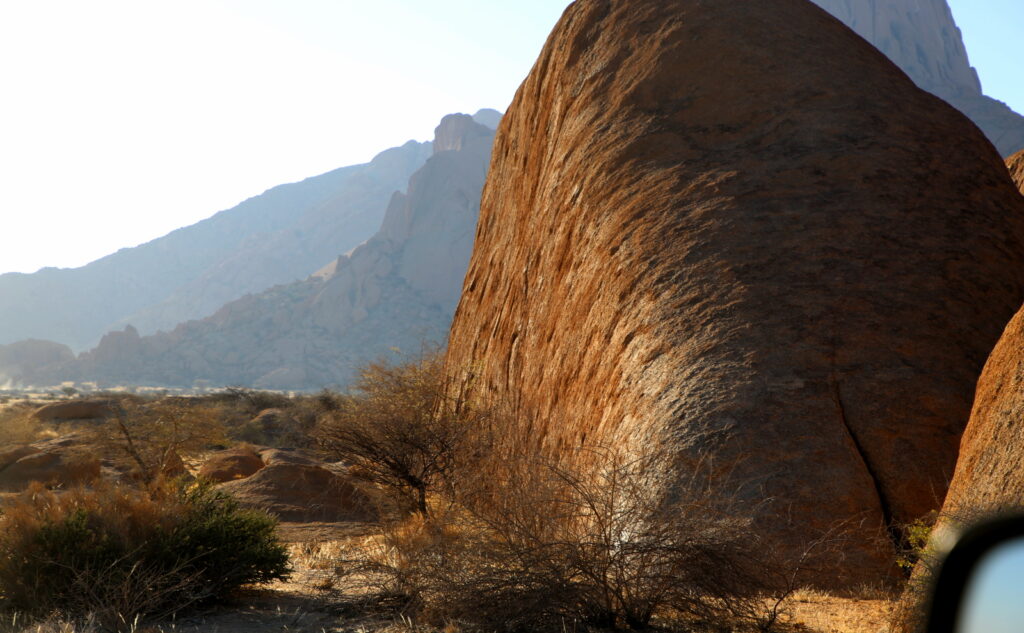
{"left": 810, "top": 0, "right": 1024, "bottom": 157}
{"left": 938, "top": 308, "right": 1024, "bottom": 520}
{"left": 26, "top": 113, "right": 496, "bottom": 390}
{"left": 0, "top": 140, "right": 432, "bottom": 351}
{"left": 444, "top": 0, "right": 1024, "bottom": 584}
{"left": 936, "top": 160, "right": 1024, "bottom": 520}
{"left": 1008, "top": 150, "right": 1024, "bottom": 191}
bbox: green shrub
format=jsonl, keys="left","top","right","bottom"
{"left": 896, "top": 511, "right": 939, "bottom": 573}
{"left": 0, "top": 481, "right": 290, "bottom": 629}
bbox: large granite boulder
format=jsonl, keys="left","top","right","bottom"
{"left": 444, "top": 0, "right": 1024, "bottom": 584}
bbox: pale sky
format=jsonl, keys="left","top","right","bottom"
{"left": 0, "top": 1, "right": 1020, "bottom": 275}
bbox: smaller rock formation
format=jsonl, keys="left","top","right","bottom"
{"left": 197, "top": 446, "right": 266, "bottom": 483}
{"left": 0, "top": 435, "right": 101, "bottom": 492}
{"left": 33, "top": 398, "right": 114, "bottom": 422}
{"left": 217, "top": 447, "right": 375, "bottom": 522}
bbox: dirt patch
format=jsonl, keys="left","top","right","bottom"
{"left": 781, "top": 589, "right": 895, "bottom": 633}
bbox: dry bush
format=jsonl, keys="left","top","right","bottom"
{"left": 337, "top": 445, "right": 787, "bottom": 632}
{"left": 0, "top": 481, "right": 290, "bottom": 631}
{"left": 316, "top": 350, "right": 484, "bottom": 517}
{"left": 188, "top": 389, "right": 325, "bottom": 449}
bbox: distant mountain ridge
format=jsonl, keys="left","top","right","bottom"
{"left": 811, "top": 0, "right": 1024, "bottom": 156}
{"left": 0, "top": 139, "right": 433, "bottom": 351}
{"left": 20, "top": 112, "right": 498, "bottom": 389}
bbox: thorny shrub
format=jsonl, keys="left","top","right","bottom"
{"left": 316, "top": 350, "right": 484, "bottom": 517}
{"left": 336, "top": 444, "right": 786, "bottom": 632}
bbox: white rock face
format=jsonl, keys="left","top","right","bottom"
{"left": 811, "top": 0, "right": 1024, "bottom": 156}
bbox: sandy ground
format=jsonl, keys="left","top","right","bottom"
{"left": 126, "top": 521, "right": 896, "bottom": 633}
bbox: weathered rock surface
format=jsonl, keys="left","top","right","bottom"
{"left": 934, "top": 161, "right": 1024, "bottom": 520}
{"left": 0, "top": 436, "right": 101, "bottom": 492}
{"left": 0, "top": 139, "right": 432, "bottom": 352}
{"left": 1008, "top": 150, "right": 1024, "bottom": 192}
{"left": 810, "top": 0, "right": 1024, "bottom": 157}
{"left": 445, "top": 0, "right": 1024, "bottom": 584}
{"left": 29, "top": 112, "right": 497, "bottom": 390}
{"left": 198, "top": 446, "right": 266, "bottom": 483}
{"left": 217, "top": 458, "right": 376, "bottom": 522}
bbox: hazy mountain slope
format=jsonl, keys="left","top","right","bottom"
{"left": 30, "top": 113, "right": 495, "bottom": 389}
{"left": 811, "top": 0, "right": 1024, "bottom": 156}
{"left": 0, "top": 141, "right": 431, "bottom": 351}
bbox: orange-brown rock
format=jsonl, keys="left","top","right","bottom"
{"left": 217, "top": 461, "right": 376, "bottom": 522}
{"left": 0, "top": 437, "right": 100, "bottom": 492}
{"left": 1008, "top": 150, "right": 1024, "bottom": 192}
{"left": 198, "top": 446, "right": 266, "bottom": 483}
{"left": 445, "top": 0, "right": 1024, "bottom": 584}
{"left": 33, "top": 398, "right": 114, "bottom": 422}
{"left": 938, "top": 159, "right": 1024, "bottom": 519}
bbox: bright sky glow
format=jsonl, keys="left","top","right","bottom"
{"left": 0, "top": 0, "right": 570, "bottom": 274}
{"left": 0, "top": 1, "right": 1019, "bottom": 274}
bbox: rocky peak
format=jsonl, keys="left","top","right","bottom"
{"left": 471, "top": 108, "right": 503, "bottom": 130}
{"left": 432, "top": 113, "right": 494, "bottom": 154}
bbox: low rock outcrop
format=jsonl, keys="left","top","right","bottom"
{"left": 0, "top": 436, "right": 101, "bottom": 492}
{"left": 445, "top": 0, "right": 1024, "bottom": 584}
{"left": 217, "top": 455, "right": 375, "bottom": 523}
{"left": 33, "top": 398, "right": 114, "bottom": 422}
{"left": 197, "top": 446, "right": 266, "bottom": 483}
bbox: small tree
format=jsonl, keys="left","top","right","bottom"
{"left": 316, "top": 350, "right": 477, "bottom": 517}
{"left": 103, "top": 398, "right": 227, "bottom": 485}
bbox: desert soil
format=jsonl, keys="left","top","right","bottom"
{"left": 133, "top": 522, "right": 895, "bottom": 633}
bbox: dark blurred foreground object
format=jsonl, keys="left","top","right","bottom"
{"left": 925, "top": 515, "right": 1024, "bottom": 633}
